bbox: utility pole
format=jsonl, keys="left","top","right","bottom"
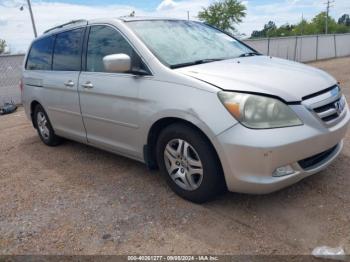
{"left": 324, "top": 0, "right": 335, "bottom": 34}
{"left": 187, "top": 11, "right": 190, "bottom": 20}
{"left": 27, "top": 0, "right": 38, "bottom": 38}
{"left": 301, "top": 13, "right": 304, "bottom": 35}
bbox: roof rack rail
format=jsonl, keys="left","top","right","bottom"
{"left": 44, "top": 19, "right": 88, "bottom": 34}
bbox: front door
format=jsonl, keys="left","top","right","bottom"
{"left": 78, "top": 25, "right": 150, "bottom": 159}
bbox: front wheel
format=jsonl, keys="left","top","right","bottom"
{"left": 156, "top": 123, "right": 226, "bottom": 203}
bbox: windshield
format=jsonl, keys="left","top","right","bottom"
{"left": 127, "top": 20, "right": 253, "bottom": 68}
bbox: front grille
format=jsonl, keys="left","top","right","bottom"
{"left": 313, "top": 98, "right": 342, "bottom": 122}
{"left": 313, "top": 99, "right": 340, "bottom": 113}
{"left": 298, "top": 145, "right": 338, "bottom": 170}
{"left": 302, "top": 85, "right": 347, "bottom": 126}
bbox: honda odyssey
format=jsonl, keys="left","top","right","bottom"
{"left": 21, "top": 17, "right": 349, "bottom": 203}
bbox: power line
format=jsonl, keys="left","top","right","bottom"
{"left": 324, "top": 0, "right": 335, "bottom": 34}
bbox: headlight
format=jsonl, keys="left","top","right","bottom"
{"left": 218, "top": 91, "right": 303, "bottom": 129}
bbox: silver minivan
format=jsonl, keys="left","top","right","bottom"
{"left": 22, "top": 17, "right": 349, "bottom": 203}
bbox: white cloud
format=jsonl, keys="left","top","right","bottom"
{"left": 1, "top": 0, "right": 349, "bottom": 53}
{"left": 0, "top": 2, "right": 144, "bottom": 52}
{"left": 0, "top": 0, "right": 211, "bottom": 53}
{"left": 157, "top": 0, "right": 178, "bottom": 11}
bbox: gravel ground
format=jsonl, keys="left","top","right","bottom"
{"left": 0, "top": 57, "right": 350, "bottom": 255}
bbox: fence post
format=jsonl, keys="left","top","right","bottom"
{"left": 299, "top": 36, "right": 303, "bottom": 62}
{"left": 294, "top": 36, "right": 298, "bottom": 61}
{"left": 267, "top": 37, "right": 270, "bottom": 56}
{"left": 334, "top": 34, "right": 337, "bottom": 58}
{"left": 316, "top": 35, "right": 319, "bottom": 61}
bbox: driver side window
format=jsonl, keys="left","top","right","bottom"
{"left": 86, "top": 25, "right": 145, "bottom": 73}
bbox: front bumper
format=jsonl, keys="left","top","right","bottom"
{"left": 216, "top": 105, "right": 350, "bottom": 194}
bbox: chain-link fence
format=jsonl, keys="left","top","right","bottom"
{"left": 0, "top": 54, "right": 24, "bottom": 105}
{"left": 1, "top": 33, "right": 350, "bottom": 106}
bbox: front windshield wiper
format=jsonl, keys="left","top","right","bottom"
{"left": 238, "top": 52, "right": 261, "bottom": 58}
{"left": 170, "top": 58, "right": 224, "bottom": 69}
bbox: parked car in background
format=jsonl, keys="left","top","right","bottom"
{"left": 21, "top": 18, "right": 349, "bottom": 203}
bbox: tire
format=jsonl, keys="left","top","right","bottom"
{"left": 33, "top": 104, "right": 63, "bottom": 146}
{"left": 156, "top": 123, "right": 226, "bottom": 203}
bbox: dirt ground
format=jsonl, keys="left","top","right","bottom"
{"left": 0, "top": 57, "right": 350, "bottom": 256}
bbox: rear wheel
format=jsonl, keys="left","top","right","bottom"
{"left": 156, "top": 123, "right": 226, "bottom": 203}
{"left": 33, "top": 104, "right": 62, "bottom": 146}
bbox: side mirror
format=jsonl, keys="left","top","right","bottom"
{"left": 103, "top": 54, "right": 131, "bottom": 73}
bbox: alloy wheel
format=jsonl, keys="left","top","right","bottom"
{"left": 163, "top": 138, "right": 204, "bottom": 191}
{"left": 37, "top": 111, "right": 50, "bottom": 140}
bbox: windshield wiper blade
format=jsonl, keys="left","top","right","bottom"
{"left": 239, "top": 52, "right": 260, "bottom": 57}
{"left": 170, "top": 58, "right": 223, "bottom": 69}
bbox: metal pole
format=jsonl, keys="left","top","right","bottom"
{"left": 326, "top": 0, "right": 329, "bottom": 34}
{"left": 324, "top": 0, "right": 335, "bottom": 35}
{"left": 294, "top": 36, "right": 298, "bottom": 61}
{"left": 299, "top": 36, "right": 303, "bottom": 62}
{"left": 334, "top": 34, "right": 337, "bottom": 57}
{"left": 27, "top": 0, "right": 37, "bottom": 38}
{"left": 316, "top": 35, "right": 319, "bottom": 60}
{"left": 187, "top": 11, "right": 190, "bottom": 21}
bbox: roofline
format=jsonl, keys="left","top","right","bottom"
{"left": 118, "top": 16, "right": 188, "bottom": 22}
{"left": 39, "top": 16, "right": 194, "bottom": 38}
{"left": 43, "top": 19, "right": 88, "bottom": 34}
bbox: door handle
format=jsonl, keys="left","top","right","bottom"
{"left": 81, "top": 81, "right": 94, "bottom": 89}
{"left": 64, "top": 80, "right": 74, "bottom": 87}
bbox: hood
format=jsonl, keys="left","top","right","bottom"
{"left": 176, "top": 56, "right": 337, "bottom": 102}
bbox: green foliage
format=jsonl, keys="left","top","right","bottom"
{"left": 293, "top": 19, "right": 317, "bottom": 36}
{"left": 198, "top": 0, "right": 246, "bottom": 33}
{"left": 0, "top": 39, "right": 6, "bottom": 54}
{"left": 311, "top": 12, "right": 338, "bottom": 34}
{"left": 251, "top": 21, "right": 277, "bottom": 38}
{"left": 338, "top": 14, "right": 350, "bottom": 26}
{"left": 250, "top": 12, "right": 350, "bottom": 38}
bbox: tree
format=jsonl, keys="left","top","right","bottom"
{"left": 250, "top": 21, "right": 277, "bottom": 38}
{"left": 292, "top": 18, "right": 319, "bottom": 36}
{"left": 250, "top": 12, "right": 350, "bottom": 38}
{"left": 338, "top": 14, "right": 350, "bottom": 26}
{"left": 311, "top": 12, "right": 338, "bottom": 34}
{"left": 264, "top": 21, "right": 277, "bottom": 36}
{"left": 198, "top": 0, "right": 246, "bottom": 33}
{"left": 0, "top": 39, "right": 6, "bottom": 54}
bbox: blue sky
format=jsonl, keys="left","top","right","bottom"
{"left": 33, "top": 0, "right": 275, "bottom": 10}
{"left": 1, "top": 0, "right": 349, "bottom": 52}
{"left": 50, "top": 0, "right": 161, "bottom": 8}
{"left": 43, "top": 0, "right": 272, "bottom": 8}
{"left": 44, "top": 0, "right": 162, "bottom": 9}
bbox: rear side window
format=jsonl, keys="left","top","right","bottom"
{"left": 86, "top": 25, "right": 136, "bottom": 72}
{"left": 53, "top": 28, "right": 84, "bottom": 71}
{"left": 26, "top": 36, "right": 55, "bottom": 70}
